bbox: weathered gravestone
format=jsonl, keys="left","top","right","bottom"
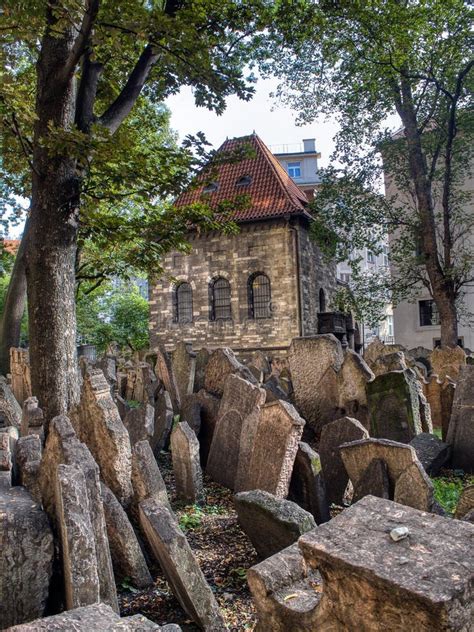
{"left": 207, "top": 374, "right": 265, "bottom": 490}
{"left": 409, "top": 432, "right": 450, "bottom": 476}
{"left": 204, "top": 347, "right": 257, "bottom": 397}
{"left": 6, "top": 603, "right": 177, "bottom": 631}
{"left": 234, "top": 490, "right": 316, "bottom": 559}
{"left": 431, "top": 345, "right": 466, "bottom": 381}
{"left": 15, "top": 434, "right": 42, "bottom": 501}
{"left": 237, "top": 400, "right": 305, "bottom": 497}
{"left": 370, "top": 351, "right": 407, "bottom": 376}
{"left": 171, "top": 341, "right": 196, "bottom": 405}
{"left": 39, "top": 415, "right": 118, "bottom": 611}
{"left": 171, "top": 421, "right": 203, "bottom": 503}
{"left": 194, "top": 389, "right": 220, "bottom": 467}
{"left": 72, "top": 367, "right": 133, "bottom": 505}
{"left": 0, "top": 376, "right": 22, "bottom": 430}
{"left": 20, "top": 396, "right": 44, "bottom": 438}
{"left": 139, "top": 499, "right": 226, "bottom": 631}
{"left": 194, "top": 347, "right": 210, "bottom": 392}
{"left": 0, "top": 483, "right": 54, "bottom": 629}
{"left": 155, "top": 346, "right": 181, "bottom": 410}
{"left": 9, "top": 348, "right": 32, "bottom": 406}
{"left": 131, "top": 440, "right": 171, "bottom": 513}
{"left": 455, "top": 485, "right": 474, "bottom": 520}
{"left": 337, "top": 350, "right": 374, "bottom": 430}
{"left": 100, "top": 483, "right": 153, "bottom": 589}
{"left": 393, "top": 460, "right": 434, "bottom": 512}
{"left": 152, "top": 389, "right": 174, "bottom": 453}
{"left": 288, "top": 441, "right": 330, "bottom": 524}
{"left": 440, "top": 379, "right": 456, "bottom": 441}
{"left": 319, "top": 416, "right": 369, "bottom": 506}
{"left": 288, "top": 335, "right": 344, "bottom": 439}
{"left": 446, "top": 365, "right": 474, "bottom": 473}
{"left": 298, "top": 495, "right": 474, "bottom": 631}
{"left": 247, "top": 542, "right": 322, "bottom": 632}
{"left": 55, "top": 463, "right": 101, "bottom": 610}
{"left": 180, "top": 393, "right": 202, "bottom": 435}
{"left": 352, "top": 458, "right": 390, "bottom": 504}
{"left": 367, "top": 369, "right": 422, "bottom": 442}
{"left": 123, "top": 403, "right": 154, "bottom": 446}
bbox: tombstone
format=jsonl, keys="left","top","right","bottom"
{"left": 440, "top": 379, "right": 456, "bottom": 441}
{"left": 0, "top": 376, "right": 22, "bottom": 430}
{"left": 97, "top": 354, "right": 117, "bottom": 394}
{"left": 288, "top": 442, "right": 330, "bottom": 524}
{"left": 206, "top": 374, "right": 266, "bottom": 490}
{"left": 151, "top": 389, "right": 174, "bottom": 453}
{"left": 455, "top": 485, "right": 474, "bottom": 520}
{"left": 234, "top": 490, "right": 316, "bottom": 559}
{"left": 288, "top": 335, "right": 344, "bottom": 439}
{"left": 155, "top": 346, "right": 181, "bottom": 410}
{"left": 204, "top": 347, "right": 257, "bottom": 397}
{"left": 100, "top": 483, "right": 153, "bottom": 589}
{"left": 172, "top": 342, "right": 196, "bottom": 405}
{"left": 55, "top": 464, "right": 101, "bottom": 610}
{"left": 9, "top": 348, "right": 31, "bottom": 405}
{"left": 139, "top": 499, "right": 226, "bottom": 631}
{"left": 414, "top": 378, "right": 433, "bottom": 434}
{"left": 20, "top": 396, "right": 44, "bottom": 439}
{"left": 431, "top": 345, "right": 466, "bottom": 381}
{"left": 0, "top": 430, "right": 12, "bottom": 475}
{"left": 171, "top": 422, "right": 204, "bottom": 504}
{"left": 409, "top": 433, "right": 450, "bottom": 476}
{"left": 352, "top": 458, "right": 390, "bottom": 503}
{"left": 5, "top": 604, "right": 171, "bottom": 631}
{"left": 393, "top": 460, "right": 434, "bottom": 512}
{"left": 319, "top": 416, "right": 369, "bottom": 506}
{"left": 180, "top": 393, "right": 202, "bottom": 435}
{"left": 15, "top": 435, "right": 42, "bottom": 501}
{"left": 194, "top": 389, "right": 221, "bottom": 467}
{"left": 72, "top": 367, "right": 133, "bottom": 505}
{"left": 367, "top": 369, "right": 422, "bottom": 443}
{"left": 363, "top": 337, "right": 389, "bottom": 366}
{"left": 423, "top": 376, "right": 442, "bottom": 430}
{"left": 247, "top": 542, "right": 322, "bottom": 632}
{"left": 340, "top": 438, "right": 418, "bottom": 492}
{"left": 446, "top": 365, "right": 474, "bottom": 473}
{"left": 122, "top": 403, "right": 154, "bottom": 446}
{"left": 39, "top": 415, "right": 118, "bottom": 611}
{"left": 0, "top": 484, "right": 54, "bottom": 629}
{"left": 298, "top": 495, "right": 474, "bottom": 630}
{"left": 193, "top": 347, "right": 210, "bottom": 393}
{"left": 337, "top": 350, "right": 374, "bottom": 430}
{"left": 131, "top": 440, "right": 171, "bottom": 513}
{"left": 238, "top": 400, "right": 305, "bottom": 498}
{"left": 115, "top": 394, "right": 130, "bottom": 421}
{"left": 370, "top": 351, "right": 407, "bottom": 376}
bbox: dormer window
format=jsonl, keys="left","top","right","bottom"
{"left": 236, "top": 175, "right": 252, "bottom": 186}
{"left": 203, "top": 182, "right": 219, "bottom": 193}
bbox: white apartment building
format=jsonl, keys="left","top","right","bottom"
{"left": 273, "top": 139, "right": 393, "bottom": 345}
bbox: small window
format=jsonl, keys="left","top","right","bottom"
{"left": 203, "top": 182, "right": 218, "bottom": 193}
{"left": 174, "top": 282, "right": 193, "bottom": 324}
{"left": 287, "top": 162, "right": 301, "bottom": 178}
{"left": 367, "top": 250, "right": 376, "bottom": 264}
{"left": 339, "top": 273, "right": 351, "bottom": 283}
{"left": 210, "top": 277, "right": 231, "bottom": 320}
{"left": 236, "top": 175, "right": 252, "bottom": 186}
{"left": 419, "top": 300, "right": 440, "bottom": 327}
{"left": 248, "top": 273, "right": 272, "bottom": 319}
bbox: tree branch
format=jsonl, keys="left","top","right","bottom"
{"left": 62, "top": 0, "right": 100, "bottom": 81}
{"left": 75, "top": 50, "right": 104, "bottom": 132}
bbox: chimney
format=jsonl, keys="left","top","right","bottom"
{"left": 303, "top": 138, "right": 316, "bottom": 153}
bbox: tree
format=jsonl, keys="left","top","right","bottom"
{"left": 1, "top": 0, "right": 271, "bottom": 424}
{"left": 264, "top": 0, "right": 473, "bottom": 346}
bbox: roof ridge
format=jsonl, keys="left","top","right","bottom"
{"left": 252, "top": 135, "right": 308, "bottom": 210}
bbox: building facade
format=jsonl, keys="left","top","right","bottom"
{"left": 149, "top": 134, "right": 337, "bottom": 353}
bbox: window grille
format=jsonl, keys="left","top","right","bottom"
{"left": 174, "top": 282, "right": 193, "bottom": 324}
{"left": 210, "top": 277, "right": 231, "bottom": 320}
{"left": 419, "top": 300, "right": 440, "bottom": 327}
{"left": 249, "top": 273, "right": 271, "bottom": 319}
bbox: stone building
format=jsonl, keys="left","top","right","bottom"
{"left": 149, "top": 134, "right": 337, "bottom": 354}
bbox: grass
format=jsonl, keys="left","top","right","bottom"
{"left": 432, "top": 473, "right": 474, "bottom": 515}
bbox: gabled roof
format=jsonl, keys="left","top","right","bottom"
{"left": 175, "top": 134, "right": 309, "bottom": 222}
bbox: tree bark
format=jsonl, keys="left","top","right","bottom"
{"left": 0, "top": 220, "right": 29, "bottom": 375}
{"left": 396, "top": 78, "right": 459, "bottom": 347}
{"left": 25, "top": 7, "right": 82, "bottom": 426}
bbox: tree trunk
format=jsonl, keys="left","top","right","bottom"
{"left": 396, "top": 79, "right": 459, "bottom": 347}
{"left": 25, "top": 8, "right": 81, "bottom": 426}
{"left": 0, "top": 220, "right": 29, "bottom": 375}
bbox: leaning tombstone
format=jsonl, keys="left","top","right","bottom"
{"left": 152, "top": 389, "right": 174, "bottom": 453}
{"left": 288, "top": 441, "right": 330, "bottom": 524}
{"left": 446, "top": 365, "right": 474, "bottom": 473}
{"left": 171, "top": 421, "right": 204, "bottom": 503}
{"left": 20, "top": 396, "right": 44, "bottom": 438}
{"left": 171, "top": 341, "right": 196, "bottom": 405}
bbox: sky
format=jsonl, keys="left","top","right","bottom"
{"left": 165, "top": 77, "right": 340, "bottom": 168}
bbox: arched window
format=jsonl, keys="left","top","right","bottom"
{"left": 174, "top": 282, "right": 193, "bottom": 324}
{"left": 209, "top": 277, "right": 231, "bottom": 320}
{"left": 249, "top": 273, "right": 272, "bottom": 319}
{"left": 319, "top": 288, "right": 326, "bottom": 312}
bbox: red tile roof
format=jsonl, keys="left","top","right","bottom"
{"left": 175, "top": 134, "right": 309, "bottom": 222}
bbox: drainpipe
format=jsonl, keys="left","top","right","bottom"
{"left": 288, "top": 219, "right": 304, "bottom": 337}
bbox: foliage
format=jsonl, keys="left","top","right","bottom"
{"left": 432, "top": 477, "right": 464, "bottom": 515}
{"left": 76, "top": 281, "right": 149, "bottom": 352}
{"left": 178, "top": 505, "right": 204, "bottom": 531}
{"left": 262, "top": 0, "right": 473, "bottom": 336}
